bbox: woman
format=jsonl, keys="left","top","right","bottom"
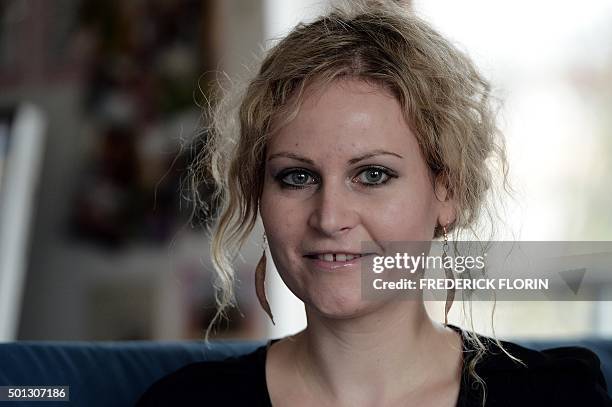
{"left": 137, "top": 1, "right": 611, "bottom": 406}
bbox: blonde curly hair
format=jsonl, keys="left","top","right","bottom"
{"left": 191, "top": 1, "right": 517, "bottom": 404}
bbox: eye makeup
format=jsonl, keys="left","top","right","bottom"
{"left": 273, "top": 165, "right": 398, "bottom": 190}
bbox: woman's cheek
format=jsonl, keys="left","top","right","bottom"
{"left": 262, "top": 199, "right": 302, "bottom": 258}
{"left": 369, "top": 198, "right": 434, "bottom": 241}
{"left": 267, "top": 202, "right": 300, "bottom": 237}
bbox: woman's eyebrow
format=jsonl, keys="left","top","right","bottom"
{"left": 347, "top": 150, "right": 404, "bottom": 164}
{"left": 267, "top": 152, "right": 315, "bottom": 165}
{"left": 267, "top": 150, "right": 403, "bottom": 165}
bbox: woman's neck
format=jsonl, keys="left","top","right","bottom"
{"left": 286, "top": 301, "right": 462, "bottom": 406}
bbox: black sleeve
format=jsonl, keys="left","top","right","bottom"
{"left": 135, "top": 360, "right": 270, "bottom": 407}
{"left": 472, "top": 341, "right": 612, "bottom": 407}
{"left": 536, "top": 346, "right": 612, "bottom": 407}
{"left": 135, "top": 362, "right": 230, "bottom": 406}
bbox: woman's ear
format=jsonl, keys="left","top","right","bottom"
{"left": 434, "top": 175, "right": 456, "bottom": 228}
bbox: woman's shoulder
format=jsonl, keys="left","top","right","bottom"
{"left": 463, "top": 330, "right": 611, "bottom": 406}
{"left": 135, "top": 342, "right": 271, "bottom": 406}
{"left": 482, "top": 337, "right": 605, "bottom": 383}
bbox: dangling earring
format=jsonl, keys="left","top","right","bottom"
{"left": 442, "top": 224, "right": 455, "bottom": 325}
{"left": 255, "top": 232, "right": 275, "bottom": 325}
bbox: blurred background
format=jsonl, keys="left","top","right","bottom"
{"left": 0, "top": 0, "right": 611, "bottom": 343}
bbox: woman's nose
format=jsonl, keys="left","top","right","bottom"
{"left": 307, "top": 180, "right": 358, "bottom": 237}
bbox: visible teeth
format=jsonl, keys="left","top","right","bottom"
{"left": 315, "top": 253, "right": 363, "bottom": 262}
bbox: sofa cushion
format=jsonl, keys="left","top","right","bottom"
{"left": 0, "top": 340, "right": 265, "bottom": 406}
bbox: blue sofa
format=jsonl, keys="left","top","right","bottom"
{"left": 0, "top": 337, "right": 610, "bottom": 406}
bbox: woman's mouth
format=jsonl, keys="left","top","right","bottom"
{"left": 303, "top": 253, "right": 375, "bottom": 271}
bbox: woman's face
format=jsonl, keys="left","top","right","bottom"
{"left": 260, "top": 79, "right": 454, "bottom": 319}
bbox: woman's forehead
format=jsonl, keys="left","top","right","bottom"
{"left": 266, "top": 79, "right": 417, "bottom": 158}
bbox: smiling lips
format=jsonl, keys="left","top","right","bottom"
{"left": 307, "top": 253, "right": 364, "bottom": 262}
{"left": 304, "top": 253, "right": 374, "bottom": 271}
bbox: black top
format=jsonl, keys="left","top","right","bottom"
{"left": 136, "top": 325, "right": 611, "bottom": 406}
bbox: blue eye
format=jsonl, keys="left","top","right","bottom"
{"left": 355, "top": 167, "right": 396, "bottom": 187}
{"left": 356, "top": 167, "right": 391, "bottom": 185}
{"left": 277, "top": 169, "right": 317, "bottom": 189}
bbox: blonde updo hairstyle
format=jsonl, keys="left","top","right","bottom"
{"left": 192, "top": 1, "right": 516, "bottom": 404}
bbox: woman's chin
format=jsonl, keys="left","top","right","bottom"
{"left": 306, "top": 295, "right": 383, "bottom": 320}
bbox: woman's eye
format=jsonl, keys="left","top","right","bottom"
{"left": 355, "top": 167, "right": 393, "bottom": 186}
{"left": 275, "top": 167, "right": 395, "bottom": 190}
{"left": 278, "top": 170, "right": 317, "bottom": 189}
